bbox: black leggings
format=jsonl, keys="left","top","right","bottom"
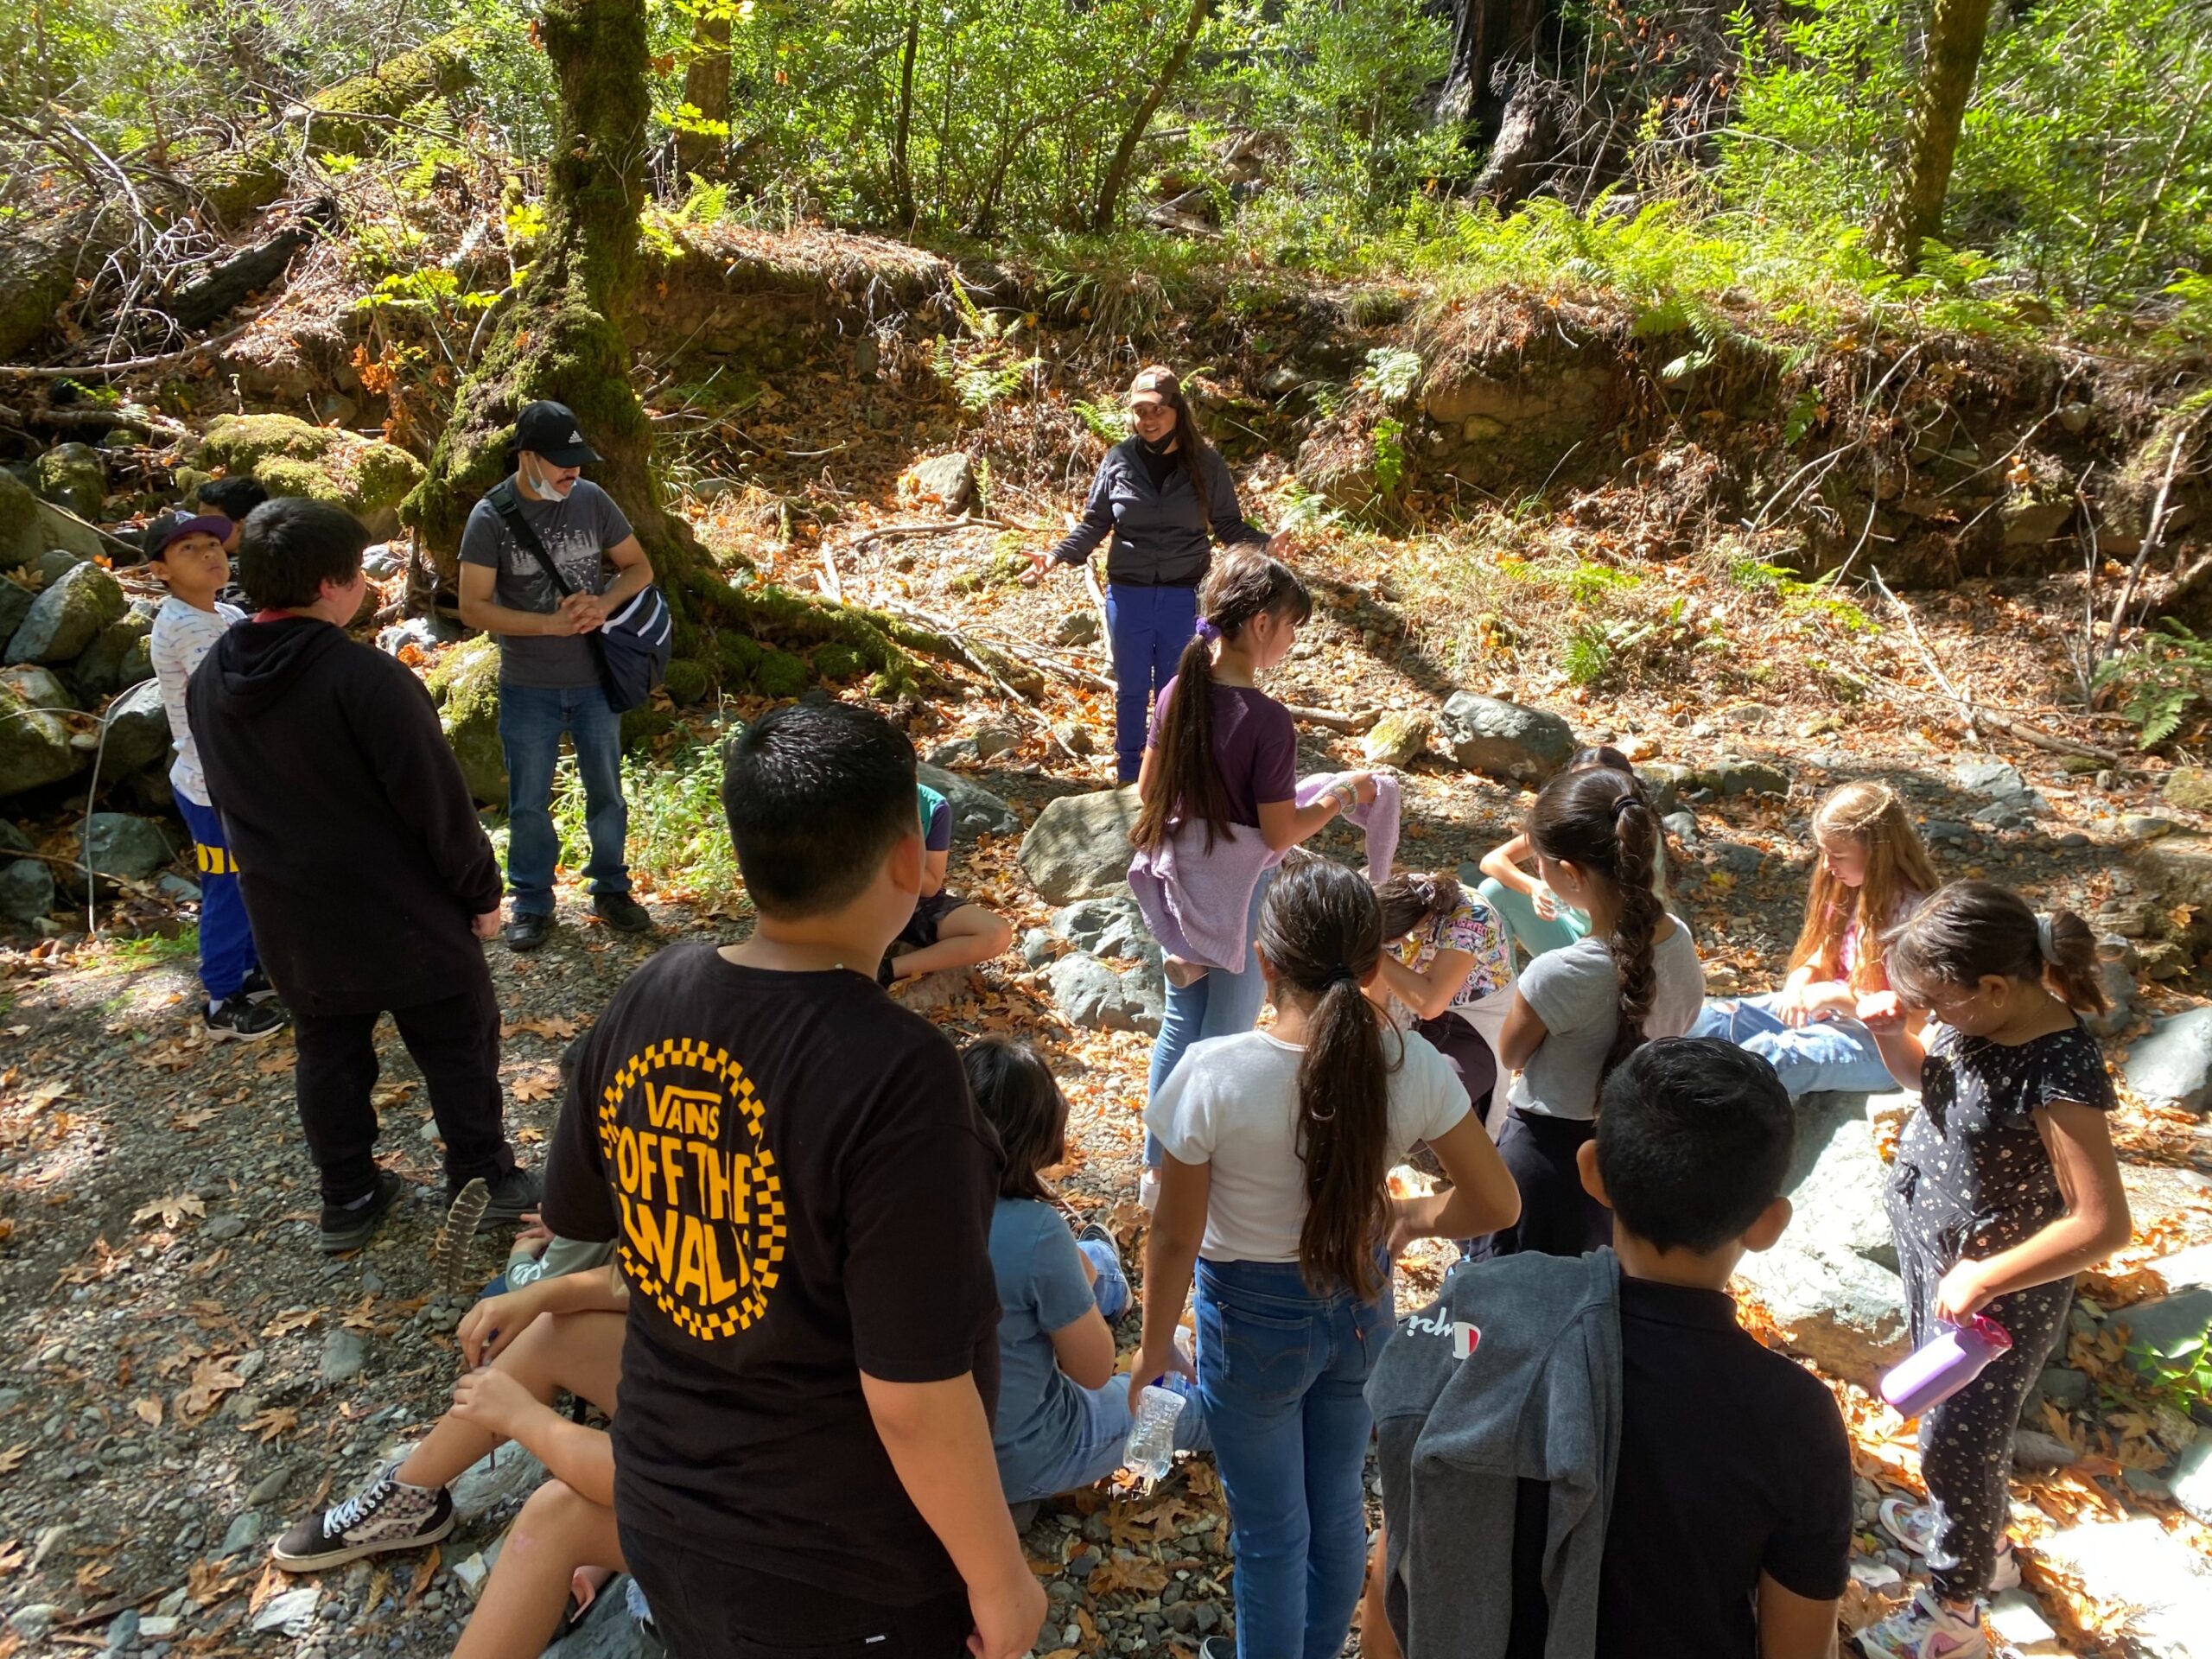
{"left": 1462, "top": 1109, "right": 1609, "bottom": 1261}
{"left": 1892, "top": 1216, "right": 2073, "bottom": 1601}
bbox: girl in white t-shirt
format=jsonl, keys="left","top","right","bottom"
{"left": 1134, "top": 855, "right": 1519, "bottom": 1659}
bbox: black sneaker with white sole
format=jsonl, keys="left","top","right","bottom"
{"left": 454, "top": 1165, "right": 544, "bottom": 1232}
{"left": 270, "top": 1463, "right": 454, "bottom": 1572}
{"left": 240, "top": 968, "right": 279, "bottom": 1004}
{"left": 319, "top": 1169, "right": 404, "bottom": 1254}
{"left": 206, "top": 995, "right": 289, "bottom": 1042}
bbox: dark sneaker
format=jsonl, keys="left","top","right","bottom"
{"left": 270, "top": 1463, "right": 454, "bottom": 1572}
{"left": 504, "top": 912, "right": 552, "bottom": 952}
{"left": 1077, "top": 1220, "right": 1122, "bottom": 1261}
{"left": 206, "top": 995, "right": 289, "bottom": 1042}
{"left": 240, "top": 969, "right": 279, "bottom": 1004}
{"left": 455, "top": 1166, "right": 544, "bottom": 1232}
{"left": 592, "top": 893, "right": 654, "bottom": 934}
{"left": 319, "top": 1169, "right": 404, "bottom": 1254}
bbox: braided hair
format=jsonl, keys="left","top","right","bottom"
{"left": 1528, "top": 765, "right": 1665, "bottom": 1080}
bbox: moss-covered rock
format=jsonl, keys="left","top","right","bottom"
{"left": 199, "top": 415, "right": 426, "bottom": 532}
{"left": 0, "top": 470, "right": 43, "bottom": 572}
{"left": 662, "top": 657, "right": 711, "bottom": 706}
{"left": 33, "top": 444, "right": 106, "bottom": 521}
{"left": 72, "top": 603, "right": 157, "bottom": 700}
{"left": 5, "top": 562, "right": 126, "bottom": 666}
{"left": 812, "top": 643, "right": 866, "bottom": 683}
{"left": 0, "top": 677, "right": 86, "bottom": 796}
{"left": 754, "top": 646, "right": 810, "bottom": 699}
{"left": 620, "top": 706, "right": 678, "bottom": 747}
{"left": 426, "top": 636, "right": 506, "bottom": 805}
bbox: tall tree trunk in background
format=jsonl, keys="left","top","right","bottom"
{"left": 675, "top": 3, "right": 734, "bottom": 180}
{"left": 891, "top": 6, "right": 921, "bottom": 226}
{"left": 1090, "top": 0, "right": 1209, "bottom": 232}
{"left": 1875, "top": 0, "right": 1993, "bottom": 270}
{"left": 1438, "top": 0, "right": 1547, "bottom": 132}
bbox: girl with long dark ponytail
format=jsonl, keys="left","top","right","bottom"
{"left": 1132, "top": 855, "right": 1519, "bottom": 1659}
{"left": 1476, "top": 764, "right": 1707, "bottom": 1260}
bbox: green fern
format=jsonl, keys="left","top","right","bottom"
{"left": 2094, "top": 620, "right": 2212, "bottom": 747}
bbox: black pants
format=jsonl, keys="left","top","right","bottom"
{"left": 290, "top": 973, "right": 515, "bottom": 1205}
{"left": 1415, "top": 1011, "right": 1497, "bottom": 1120}
{"left": 620, "top": 1525, "right": 973, "bottom": 1658}
{"left": 1891, "top": 1204, "right": 2074, "bottom": 1601}
{"left": 1463, "top": 1109, "right": 1609, "bottom": 1262}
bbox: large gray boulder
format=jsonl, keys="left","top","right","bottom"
{"left": 916, "top": 762, "right": 1019, "bottom": 842}
{"left": 73, "top": 601, "right": 156, "bottom": 699}
{"left": 72, "top": 812, "right": 175, "bottom": 892}
{"left": 1436, "top": 693, "right": 1576, "bottom": 785}
{"left": 33, "top": 443, "right": 105, "bottom": 521}
{"left": 1731, "top": 1092, "right": 1912, "bottom": 1390}
{"left": 6, "top": 560, "right": 127, "bottom": 665}
{"left": 0, "top": 469, "right": 42, "bottom": 571}
{"left": 0, "top": 856, "right": 54, "bottom": 924}
{"left": 0, "top": 578, "right": 33, "bottom": 646}
{"left": 1046, "top": 951, "right": 1164, "bottom": 1034}
{"left": 1019, "top": 785, "right": 1141, "bottom": 904}
{"left": 94, "top": 679, "right": 173, "bottom": 785}
{"left": 0, "top": 675, "right": 86, "bottom": 795}
{"left": 2126, "top": 1007, "right": 2212, "bottom": 1115}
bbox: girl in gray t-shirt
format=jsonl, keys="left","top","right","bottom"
{"left": 1470, "top": 766, "right": 1705, "bottom": 1261}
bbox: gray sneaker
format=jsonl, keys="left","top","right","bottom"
{"left": 270, "top": 1464, "right": 454, "bottom": 1571}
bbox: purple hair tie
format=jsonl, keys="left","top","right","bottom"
{"left": 1195, "top": 617, "right": 1222, "bottom": 643}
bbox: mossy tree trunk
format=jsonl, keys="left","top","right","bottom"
{"left": 1874, "top": 0, "right": 1993, "bottom": 271}
{"left": 675, "top": 3, "right": 734, "bottom": 181}
{"left": 402, "top": 0, "right": 963, "bottom": 700}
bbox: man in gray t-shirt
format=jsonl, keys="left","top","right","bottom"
{"left": 456, "top": 401, "right": 657, "bottom": 952}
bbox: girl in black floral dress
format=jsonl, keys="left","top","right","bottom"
{"left": 1853, "top": 882, "right": 2132, "bottom": 1659}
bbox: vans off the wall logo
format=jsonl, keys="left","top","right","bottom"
{"left": 1403, "top": 1309, "right": 1481, "bottom": 1358}
{"left": 596, "top": 1039, "right": 789, "bottom": 1340}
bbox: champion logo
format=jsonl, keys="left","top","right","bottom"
{"left": 1404, "top": 1310, "right": 1481, "bottom": 1357}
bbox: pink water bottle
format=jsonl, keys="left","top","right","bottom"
{"left": 1880, "top": 1315, "right": 2012, "bottom": 1417}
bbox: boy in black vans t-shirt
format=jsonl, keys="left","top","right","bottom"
{"left": 541, "top": 702, "right": 1046, "bottom": 1659}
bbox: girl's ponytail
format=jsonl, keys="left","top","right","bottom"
{"left": 1256, "top": 855, "right": 1397, "bottom": 1300}
{"left": 1885, "top": 880, "right": 2110, "bottom": 1015}
{"left": 1130, "top": 547, "right": 1313, "bottom": 855}
{"left": 1376, "top": 870, "right": 1462, "bottom": 942}
{"left": 1529, "top": 766, "right": 1663, "bottom": 1081}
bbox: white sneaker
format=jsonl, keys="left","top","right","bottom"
{"left": 1138, "top": 1166, "right": 1161, "bottom": 1215}
{"left": 1878, "top": 1498, "right": 2020, "bottom": 1592}
{"left": 1853, "top": 1587, "right": 1987, "bottom": 1659}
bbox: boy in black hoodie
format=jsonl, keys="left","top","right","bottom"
{"left": 188, "top": 499, "right": 540, "bottom": 1251}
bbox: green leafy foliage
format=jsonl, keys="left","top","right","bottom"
{"left": 2094, "top": 620, "right": 2212, "bottom": 748}
{"left": 551, "top": 743, "right": 742, "bottom": 896}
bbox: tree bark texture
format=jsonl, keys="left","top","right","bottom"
{"left": 1439, "top": 0, "right": 1548, "bottom": 133}
{"left": 1875, "top": 0, "right": 1993, "bottom": 270}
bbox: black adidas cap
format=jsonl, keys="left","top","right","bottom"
{"left": 512, "top": 400, "right": 603, "bottom": 467}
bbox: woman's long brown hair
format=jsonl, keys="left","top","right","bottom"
{"left": 1129, "top": 547, "right": 1312, "bottom": 855}
{"left": 1131, "top": 365, "right": 1211, "bottom": 498}
{"left": 1789, "top": 780, "right": 1941, "bottom": 994}
{"left": 1528, "top": 765, "right": 1666, "bottom": 1081}
{"left": 1257, "top": 855, "right": 1400, "bottom": 1301}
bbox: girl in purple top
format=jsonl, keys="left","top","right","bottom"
{"left": 1130, "top": 548, "right": 1376, "bottom": 1206}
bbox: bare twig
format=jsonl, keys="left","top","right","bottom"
{"left": 2096, "top": 423, "right": 2197, "bottom": 671}
{"left": 3, "top": 315, "right": 261, "bottom": 378}
{"left": 843, "top": 512, "right": 1036, "bottom": 550}
{"left": 1872, "top": 567, "right": 1986, "bottom": 747}
{"left": 1281, "top": 704, "right": 1381, "bottom": 736}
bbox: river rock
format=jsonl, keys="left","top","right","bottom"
{"left": 0, "top": 579, "right": 32, "bottom": 647}
{"left": 2114, "top": 1287, "right": 2212, "bottom": 1370}
{"left": 900, "top": 452, "right": 974, "bottom": 512}
{"left": 6, "top": 559, "right": 126, "bottom": 665}
{"left": 197, "top": 413, "right": 424, "bottom": 535}
{"left": 1731, "top": 1093, "right": 1911, "bottom": 1389}
{"left": 916, "top": 762, "right": 1018, "bottom": 841}
{"left": 451, "top": 1443, "right": 550, "bottom": 1522}
{"left": 2174, "top": 1436, "right": 2212, "bottom": 1526}
{"left": 1692, "top": 755, "right": 1791, "bottom": 798}
{"left": 2165, "top": 768, "right": 2212, "bottom": 813}
{"left": 1053, "top": 610, "right": 1099, "bottom": 647}
{"left": 74, "top": 813, "right": 173, "bottom": 886}
{"left": 1436, "top": 693, "right": 1576, "bottom": 785}
{"left": 1362, "top": 709, "right": 1431, "bottom": 768}
{"left": 0, "top": 675, "right": 84, "bottom": 794}
{"left": 1020, "top": 785, "right": 1141, "bottom": 904}
{"left": 1047, "top": 951, "right": 1163, "bottom": 1035}
{"left": 428, "top": 636, "right": 505, "bottom": 804}
{"left": 2126, "top": 1007, "right": 2212, "bottom": 1114}
{"left": 2037, "top": 1516, "right": 2212, "bottom": 1659}
{"left": 33, "top": 442, "right": 106, "bottom": 521}
{"left": 1052, "top": 891, "right": 1148, "bottom": 955}
{"left": 2, "top": 663, "right": 77, "bottom": 713}
{"left": 0, "top": 855, "right": 54, "bottom": 922}
{"left": 318, "top": 1328, "right": 365, "bottom": 1382}
{"left": 73, "top": 602, "right": 156, "bottom": 699}
{"left": 93, "top": 679, "right": 173, "bottom": 784}
{"left": 0, "top": 467, "right": 44, "bottom": 571}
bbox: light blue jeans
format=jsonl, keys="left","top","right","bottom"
{"left": 499, "top": 681, "right": 631, "bottom": 917}
{"left": 1197, "top": 1257, "right": 1391, "bottom": 1659}
{"left": 1003, "top": 1237, "right": 1208, "bottom": 1503}
{"left": 1690, "top": 993, "right": 1897, "bottom": 1096}
{"left": 1145, "top": 870, "right": 1274, "bottom": 1166}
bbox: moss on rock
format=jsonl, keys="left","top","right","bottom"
{"left": 662, "top": 657, "right": 711, "bottom": 705}
{"left": 754, "top": 647, "right": 811, "bottom": 699}
{"left": 620, "top": 706, "right": 678, "bottom": 747}
{"left": 812, "top": 643, "right": 866, "bottom": 683}
{"left": 200, "top": 415, "right": 425, "bottom": 529}
{"left": 426, "top": 637, "right": 506, "bottom": 804}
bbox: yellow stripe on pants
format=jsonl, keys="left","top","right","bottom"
{"left": 195, "top": 843, "right": 237, "bottom": 875}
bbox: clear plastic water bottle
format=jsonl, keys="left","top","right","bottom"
{"left": 1124, "top": 1384, "right": 1187, "bottom": 1489}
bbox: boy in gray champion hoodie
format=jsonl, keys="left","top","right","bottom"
{"left": 1367, "top": 1039, "right": 1852, "bottom": 1659}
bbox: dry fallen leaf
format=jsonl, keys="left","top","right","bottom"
{"left": 133, "top": 1395, "right": 163, "bottom": 1428}
{"left": 261, "top": 1307, "right": 318, "bottom": 1338}
{"left": 175, "top": 1354, "right": 247, "bottom": 1423}
{"left": 131, "top": 1193, "right": 207, "bottom": 1230}
{"left": 241, "top": 1407, "right": 299, "bottom": 1444}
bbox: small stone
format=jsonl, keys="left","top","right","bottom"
{"left": 1054, "top": 722, "right": 1094, "bottom": 756}
{"left": 219, "top": 1510, "right": 264, "bottom": 1555}
{"left": 249, "top": 1586, "right": 320, "bottom": 1635}
{"left": 8, "top": 1605, "right": 59, "bottom": 1641}
{"left": 1052, "top": 611, "right": 1100, "bottom": 647}
{"left": 1697, "top": 756, "right": 1791, "bottom": 798}
{"left": 2125, "top": 816, "right": 2180, "bottom": 842}
{"left": 1986, "top": 1589, "right": 2059, "bottom": 1652}
{"left": 248, "top": 1467, "right": 291, "bottom": 1505}
{"left": 105, "top": 1608, "right": 141, "bottom": 1652}
{"left": 1020, "top": 928, "right": 1058, "bottom": 968}
{"left": 1192, "top": 1602, "right": 1223, "bottom": 1635}
{"left": 899, "top": 453, "right": 975, "bottom": 512}
{"left": 973, "top": 725, "right": 1021, "bottom": 760}
{"left": 2012, "top": 1429, "right": 2081, "bottom": 1470}
{"left": 2164, "top": 766, "right": 2212, "bottom": 812}
{"left": 204, "top": 1213, "right": 247, "bottom": 1242}
{"left": 319, "top": 1329, "right": 365, "bottom": 1382}
{"left": 137, "top": 1617, "right": 179, "bottom": 1639}
{"left": 2036, "top": 1364, "right": 2091, "bottom": 1412}
{"left": 1362, "top": 709, "right": 1430, "bottom": 769}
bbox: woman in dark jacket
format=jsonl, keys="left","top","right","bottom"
{"left": 1026, "top": 365, "right": 1277, "bottom": 781}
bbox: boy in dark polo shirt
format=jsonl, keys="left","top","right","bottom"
{"left": 540, "top": 701, "right": 1046, "bottom": 1659}
{"left": 1367, "top": 1038, "right": 1851, "bottom": 1659}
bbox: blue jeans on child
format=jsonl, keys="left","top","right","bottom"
{"left": 1106, "top": 582, "right": 1199, "bottom": 783}
{"left": 499, "top": 681, "right": 632, "bottom": 918}
{"left": 175, "top": 794, "right": 258, "bottom": 1004}
{"left": 1690, "top": 993, "right": 1897, "bottom": 1096}
{"left": 1145, "top": 870, "right": 1274, "bottom": 1166}
{"left": 1003, "top": 1236, "right": 1208, "bottom": 1503}
{"left": 1197, "top": 1257, "right": 1391, "bottom": 1659}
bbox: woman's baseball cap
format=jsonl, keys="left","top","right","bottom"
{"left": 513, "top": 400, "right": 604, "bottom": 467}
{"left": 1127, "top": 366, "right": 1179, "bottom": 410}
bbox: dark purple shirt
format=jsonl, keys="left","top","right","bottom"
{"left": 1147, "top": 677, "right": 1297, "bottom": 828}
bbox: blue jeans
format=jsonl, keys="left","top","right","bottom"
{"left": 1146, "top": 869, "right": 1274, "bottom": 1166}
{"left": 499, "top": 681, "right": 630, "bottom": 917}
{"left": 176, "top": 794, "right": 259, "bottom": 1003}
{"left": 1197, "top": 1257, "right": 1391, "bottom": 1659}
{"left": 1106, "top": 582, "right": 1199, "bottom": 783}
{"left": 1690, "top": 993, "right": 1897, "bottom": 1096}
{"left": 1082, "top": 1236, "right": 1131, "bottom": 1321}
